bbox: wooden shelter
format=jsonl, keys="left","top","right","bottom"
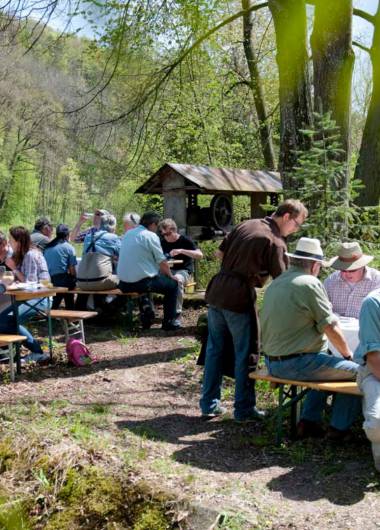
{"left": 135, "top": 163, "right": 283, "bottom": 239}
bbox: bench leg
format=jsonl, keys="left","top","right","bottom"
{"left": 9, "top": 344, "right": 15, "bottom": 382}
{"left": 276, "top": 384, "right": 284, "bottom": 445}
{"left": 79, "top": 320, "right": 85, "bottom": 343}
{"left": 62, "top": 320, "right": 69, "bottom": 343}
{"left": 290, "top": 385, "right": 300, "bottom": 438}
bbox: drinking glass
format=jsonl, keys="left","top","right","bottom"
{"left": 26, "top": 273, "right": 38, "bottom": 290}
{"left": 0, "top": 266, "right": 5, "bottom": 280}
{"left": 2, "top": 270, "right": 14, "bottom": 286}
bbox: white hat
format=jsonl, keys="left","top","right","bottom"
{"left": 330, "top": 241, "right": 373, "bottom": 271}
{"left": 286, "top": 237, "right": 331, "bottom": 266}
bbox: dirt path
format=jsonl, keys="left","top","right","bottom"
{"left": 0, "top": 308, "right": 379, "bottom": 529}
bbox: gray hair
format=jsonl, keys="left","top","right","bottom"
{"left": 100, "top": 213, "right": 117, "bottom": 232}
{"left": 123, "top": 212, "right": 140, "bottom": 227}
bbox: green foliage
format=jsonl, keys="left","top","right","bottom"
{"left": 291, "top": 113, "right": 365, "bottom": 250}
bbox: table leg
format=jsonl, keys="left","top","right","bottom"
{"left": 11, "top": 295, "right": 22, "bottom": 375}
{"left": 9, "top": 343, "right": 15, "bottom": 382}
{"left": 47, "top": 296, "right": 53, "bottom": 361}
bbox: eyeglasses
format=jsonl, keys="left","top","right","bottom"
{"left": 292, "top": 218, "right": 302, "bottom": 229}
{"left": 161, "top": 231, "right": 172, "bottom": 237}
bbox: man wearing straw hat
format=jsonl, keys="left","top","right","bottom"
{"left": 261, "top": 237, "right": 360, "bottom": 439}
{"left": 324, "top": 242, "right": 380, "bottom": 319}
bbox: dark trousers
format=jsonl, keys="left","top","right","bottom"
{"left": 119, "top": 274, "right": 178, "bottom": 323}
{"left": 51, "top": 273, "right": 76, "bottom": 309}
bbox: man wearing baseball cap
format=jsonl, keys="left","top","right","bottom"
{"left": 324, "top": 242, "right": 380, "bottom": 319}
{"left": 261, "top": 237, "right": 360, "bottom": 439}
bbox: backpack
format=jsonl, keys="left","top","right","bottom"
{"left": 77, "top": 231, "right": 113, "bottom": 282}
{"left": 66, "top": 338, "right": 97, "bottom": 367}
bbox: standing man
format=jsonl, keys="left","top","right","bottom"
{"left": 30, "top": 217, "right": 53, "bottom": 251}
{"left": 200, "top": 199, "right": 307, "bottom": 421}
{"left": 159, "top": 218, "right": 203, "bottom": 321}
{"left": 117, "top": 211, "right": 180, "bottom": 331}
{"left": 262, "top": 237, "right": 360, "bottom": 439}
{"left": 324, "top": 242, "right": 380, "bottom": 318}
{"left": 355, "top": 289, "right": 380, "bottom": 470}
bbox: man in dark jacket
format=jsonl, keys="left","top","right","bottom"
{"left": 200, "top": 199, "right": 307, "bottom": 422}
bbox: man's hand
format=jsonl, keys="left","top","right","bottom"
{"left": 169, "top": 249, "right": 182, "bottom": 257}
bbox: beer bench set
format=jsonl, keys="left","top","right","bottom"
{"left": 249, "top": 368, "right": 362, "bottom": 444}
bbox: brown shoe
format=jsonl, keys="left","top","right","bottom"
{"left": 297, "top": 419, "right": 325, "bottom": 439}
{"left": 326, "top": 426, "right": 354, "bottom": 442}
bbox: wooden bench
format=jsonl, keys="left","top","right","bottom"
{"left": 0, "top": 334, "right": 27, "bottom": 382}
{"left": 249, "top": 368, "right": 362, "bottom": 444}
{"left": 49, "top": 310, "right": 98, "bottom": 344}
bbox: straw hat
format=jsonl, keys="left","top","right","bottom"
{"left": 330, "top": 242, "right": 373, "bottom": 271}
{"left": 286, "top": 237, "right": 331, "bottom": 266}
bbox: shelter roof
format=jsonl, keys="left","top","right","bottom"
{"left": 135, "top": 163, "right": 282, "bottom": 195}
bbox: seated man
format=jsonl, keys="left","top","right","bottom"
{"left": 159, "top": 218, "right": 203, "bottom": 321}
{"left": 30, "top": 217, "right": 53, "bottom": 251}
{"left": 261, "top": 237, "right": 360, "bottom": 439}
{"left": 117, "top": 211, "right": 180, "bottom": 331}
{"left": 355, "top": 289, "right": 380, "bottom": 471}
{"left": 324, "top": 242, "right": 380, "bottom": 318}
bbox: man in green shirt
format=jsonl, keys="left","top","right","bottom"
{"left": 261, "top": 237, "right": 360, "bottom": 439}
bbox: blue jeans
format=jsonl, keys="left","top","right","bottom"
{"left": 265, "top": 352, "right": 361, "bottom": 431}
{"left": 200, "top": 306, "right": 256, "bottom": 420}
{"left": 0, "top": 303, "right": 46, "bottom": 354}
{"left": 119, "top": 275, "right": 178, "bottom": 323}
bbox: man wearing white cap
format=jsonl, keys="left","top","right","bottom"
{"left": 261, "top": 237, "right": 360, "bottom": 439}
{"left": 324, "top": 242, "right": 380, "bottom": 319}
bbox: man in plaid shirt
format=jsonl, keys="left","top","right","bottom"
{"left": 324, "top": 242, "right": 380, "bottom": 319}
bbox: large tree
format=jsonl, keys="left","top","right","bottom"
{"left": 268, "top": 0, "right": 312, "bottom": 189}
{"left": 355, "top": 2, "right": 380, "bottom": 205}
{"left": 311, "top": 0, "right": 354, "bottom": 189}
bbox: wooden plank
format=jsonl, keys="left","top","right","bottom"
{"left": 250, "top": 369, "right": 362, "bottom": 396}
{"left": 6, "top": 287, "right": 68, "bottom": 301}
{"left": 0, "top": 334, "right": 27, "bottom": 345}
{"left": 49, "top": 310, "right": 98, "bottom": 320}
{"left": 69, "top": 289, "right": 141, "bottom": 296}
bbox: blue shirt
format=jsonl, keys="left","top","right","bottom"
{"left": 354, "top": 288, "right": 380, "bottom": 365}
{"left": 83, "top": 230, "right": 121, "bottom": 259}
{"left": 45, "top": 241, "right": 77, "bottom": 276}
{"left": 117, "top": 225, "right": 166, "bottom": 282}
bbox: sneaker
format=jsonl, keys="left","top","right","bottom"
{"left": 202, "top": 406, "right": 227, "bottom": 418}
{"left": 22, "top": 353, "right": 50, "bottom": 364}
{"left": 161, "top": 320, "right": 182, "bottom": 331}
{"left": 235, "top": 407, "right": 267, "bottom": 423}
{"left": 296, "top": 419, "right": 325, "bottom": 439}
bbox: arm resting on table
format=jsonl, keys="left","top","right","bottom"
{"left": 324, "top": 322, "right": 353, "bottom": 359}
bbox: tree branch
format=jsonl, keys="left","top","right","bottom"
{"left": 353, "top": 40, "right": 371, "bottom": 54}
{"left": 85, "top": 2, "right": 269, "bottom": 127}
{"left": 307, "top": 1, "right": 374, "bottom": 24}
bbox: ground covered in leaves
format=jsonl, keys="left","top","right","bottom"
{"left": 0, "top": 303, "right": 379, "bottom": 529}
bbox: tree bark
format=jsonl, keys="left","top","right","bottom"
{"left": 268, "top": 0, "right": 312, "bottom": 189}
{"left": 242, "top": 0, "right": 276, "bottom": 170}
{"left": 311, "top": 0, "right": 354, "bottom": 189}
{"left": 355, "top": 2, "right": 380, "bottom": 205}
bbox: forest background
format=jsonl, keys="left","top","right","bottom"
{"left": 0, "top": 0, "right": 379, "bottom": 246}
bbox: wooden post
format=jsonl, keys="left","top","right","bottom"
{"left": 162, "top": 172, "right": 187, "bottom": 230}
{"left": 250, "top": 192, "right": 267, "bottom": 218}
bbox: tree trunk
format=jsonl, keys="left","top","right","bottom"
{"left": 311, "top": 0, "right": 354, "bottom": 189}
{"left": 355, "top": 3, "right": 380, "bottom": 206}
{"left": 242, "top": 0, "right": 276, "bottom": 170}
{"left": 268, "top": 0, "right": 312, "bottom": 189}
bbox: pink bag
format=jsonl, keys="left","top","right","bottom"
{"left": 66, "top": 338, "right": 97, "bottom": 367}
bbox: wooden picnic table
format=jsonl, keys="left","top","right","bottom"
{"left": 6, "top": 285, "right": 69, "bottom": 373}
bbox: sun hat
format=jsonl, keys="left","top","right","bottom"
{"left": 330, "top": 242, "right": 373, "bottom": 271}
{"left": 286, "top": 237, "right": 331, "bottom": 266}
